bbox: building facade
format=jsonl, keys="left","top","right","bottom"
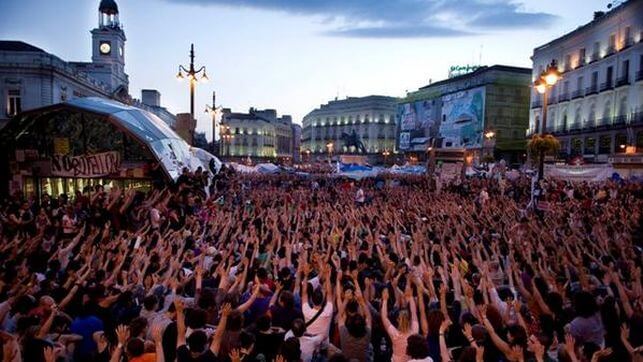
{"left": 398, "top": 65, "right": 531, "bottom": 162}
{"left": 219, "top": 108, "right": 296, "bottom": 160}
{"left": 0, "top": 0, "right": 130, "bottom": 129}
{"left": 302, "top": 96, "right": 397, "bottom": 155}
{"left": 529, "top": 0, "right": 643, "bottom": 162}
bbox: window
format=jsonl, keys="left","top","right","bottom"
{"left": 608, "top": 34, "right": 616, "bottom": 52}
{"left": 622, "top": 60, "right": 630, "bottom": 78}
{"left": 6, "top": 89, "right": 21, "bottom": 116}
{"left": 564, "top": 54, "right": 571, "bottom": 71}
{"left": 579, "top": 48, "right": 586, "bottom": 65}
{"left": 576, "top": 76, "right": 583, "bottom": 91}
{"left": 624, "top": 26, "right": 632, "bottom": 46}
{"left": 591, "top": 72, "right": 598, "bottom": 88}
{"left": 235, "top": 127, "right": 240, "bottom": 134}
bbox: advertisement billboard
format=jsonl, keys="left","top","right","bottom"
{"left": 397, "top": 98, "right": 440, "bottom": 150}
{"left": 439, "top": 86, "right": 485, "bottom": 148}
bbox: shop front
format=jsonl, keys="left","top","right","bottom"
{"left": 0, "top": 97, "right": 218, "bottom": 199}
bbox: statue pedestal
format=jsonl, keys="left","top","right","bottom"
{"left": 340, "top": 155, "right": 368, "bottom": 165}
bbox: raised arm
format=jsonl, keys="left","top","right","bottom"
{"left": 210, "top": 303, "right": 231, "bottom": 356}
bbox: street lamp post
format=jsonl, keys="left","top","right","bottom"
{"left": 533, "top": 60, "right": 561, "bottom": 181}
{"left": 382, "top": 150, "right": 390, "bottom": 165}
{"left": 204, "top": 91, "right": 222, "bottom": 151}
{"left": 176, "top": 44, "right": 209, "bottom": 119}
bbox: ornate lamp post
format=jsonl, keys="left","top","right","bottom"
{"left": 533, "top": 60, "right": 561, "bottom": 180}
{"left": 204, "top": 91, "right": 222, "bottom": 151}
{"left": 176, "top": 44, "right": 209, "bottom": 119}
{"left": 382, "top": 149, "right": 390, "bottom": 165}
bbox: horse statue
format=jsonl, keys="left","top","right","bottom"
{"left": 340, "top": 130, "right": 367, "bottom": 153}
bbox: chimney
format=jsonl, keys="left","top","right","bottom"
{"left": 593, "top": 11, "right": 605, "bottom": 20}
{"left": 141, "top": 89, "right": 161, "bottom": 107}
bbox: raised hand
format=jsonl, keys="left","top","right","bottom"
{"left": 115, "top": 324, "right": 130, "bottom": 346}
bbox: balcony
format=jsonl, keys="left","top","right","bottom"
{"left": 605, "top": 46, "right": 616, "bottom": 57}
{"left": 531, "top": 99, "right": 543, "bottom": 108}
{"left": 547, "top": 94, "right": 557, "bottom": 104}
{"left": 616, "top": 75, "right": 630, "bottom": 87}
{"left": 558, "top": 92, "right": 570, "bottom": 102}
{"left": 568, "top": 122, "right": 582, "bottom": 131}
{"left": 613, "top": 115, "right": 627, "bottom": 125}
{"left": 595, "top": 117, "right": 611, "bottom": 127}
{"left": 585, "top": 85, "right": 598, "bottom": 96}
{"left": 636, "top": 70, "right": 643, "bottom": 82}
{"left": 633, "top": 111, "right": 643, "bottom": 125}
{"left": 600, "top": 81, "right": 614, "bottom": 92}
{"left": 571, "top": 89, "right": 584, "bottom": 99}
{"left": 577, "top": 58, "right": 586, "bottom": 68}
{"left": 589, "top": 52, "right": 600, "bottom": 63}
{"left": 622, "top": 37, "right": 634, "bottom": 49}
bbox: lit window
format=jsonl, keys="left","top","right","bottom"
{"left": 6, "top": 89, "right": 21, "bottom": 117}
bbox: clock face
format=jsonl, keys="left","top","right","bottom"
{"left": 99, "top": 42, "right": 111, "bottom": 55}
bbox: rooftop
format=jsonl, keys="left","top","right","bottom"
{"left": 418, "top": 65, "right": 531, "bottom": 90}
{"left": 533, "top": 0, "right": 636, "bottom": 52}
{"left": 0, "top": 41, "right": 45, "bottom": 53}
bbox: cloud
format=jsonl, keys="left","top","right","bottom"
{"left": 164, "top": 0, "right": 557, "bottom": 38}
{"left": 326, "top": 25, "right": 472, "bottom": 39}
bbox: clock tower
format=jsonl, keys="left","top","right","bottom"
{"left": 89, "top": 0, "right": 128, "bottom": 94}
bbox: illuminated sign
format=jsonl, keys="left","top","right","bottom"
{"left": 448, "top": 65, "right": 481, "bottom": 78}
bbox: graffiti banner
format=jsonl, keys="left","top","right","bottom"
{"left": 51, "top": 151, "right": 121, "bottom": 177}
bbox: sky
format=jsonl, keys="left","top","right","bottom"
{"left": 0, "top": 0, "right": 610, "bottom": 141}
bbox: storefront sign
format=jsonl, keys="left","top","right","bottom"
{"left": 51, "top": 151, "right": 121, "bottom": 177}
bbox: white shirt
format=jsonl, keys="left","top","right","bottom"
{"left": 356, "top": 189, "right": 365, "bottom": 203}
{"left": 284, "top": 330, "right": 325, "bottom": 362}
{"left": 302, "top": 301, "right": 333, "bottom": 342}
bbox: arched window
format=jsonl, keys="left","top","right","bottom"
{"left": 618, "top": 96, "right": 628, "bottom": 117}
{"left": 603, "top": 100, "right": 612, "bottom": 120}
{"left": 588, "top": 103, "right": 596, "bottom": 126}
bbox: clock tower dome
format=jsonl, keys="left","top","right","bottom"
{"left": 89, "top": 0, "right": 128, "bottom": 94}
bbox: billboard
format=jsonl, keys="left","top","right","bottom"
{"left": 397, "top": 98, "right": 440, "bottom": 150}
{"left": 439, "top": 86, "right": 485, "bottom": 148}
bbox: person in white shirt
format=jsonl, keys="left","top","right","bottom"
{"left": 355, "top": 188, "right": 365, "bottom": 204}
{"left": 301, "top": 267, "right": 334, "bottom": 346}
{"left": 284, "top": 319, "right": 325, "bottom": 362}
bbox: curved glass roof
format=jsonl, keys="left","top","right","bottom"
{"left": 65, "top": 97, "right": 195, "bottom": 181}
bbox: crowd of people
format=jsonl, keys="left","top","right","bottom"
{"left": 0, "top": 167, "right": 641, "bottom": 362}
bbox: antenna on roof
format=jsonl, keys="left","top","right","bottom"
{"left": 479, "top": 44, "right": 483, "bottom": 66}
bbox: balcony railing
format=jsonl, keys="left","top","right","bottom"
{"left": 571, "top": 89, "right": 584, "bottom": 99}
{"left": 596, "top": 117, "right": 611, "bottom": 127}
{"left": 616, "top": 75, "right": 630, "bottom": 87}
{"left": 585, "top": 119, "right": 596, "bottom": 128}
{"left": 590, "top": 52, "right": 600, "bottom": 63}
{"left": 606, "top": 46, "right": 616, "bottom": 56}
{"left": 558, "top": 92, "right": 570, "bottom": 102}
{"left": 613, "top": 115, "right": 627, "bottom": 125}
{"left": 531, "top": 99, "right": 543, "bottom": 108}
{"left": 585, "top": 85, "right": 598, "bottom": 96}
{"left": 623, "top": 37, "right": 634, "bottom": 49}
{"left": 569, "top": 122, "right": 582, "bottom": 130}
{"left": 600, "top": 81, "right": 614, "bottom": 91}
{"left": 577, "top": 58, "right": 586, "bottom": 68}
{"left": 547, "top": 94, "right": 557, "bottom": 104}
{"left": 633, "top": 111, "right": 643, "bottom": 125}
